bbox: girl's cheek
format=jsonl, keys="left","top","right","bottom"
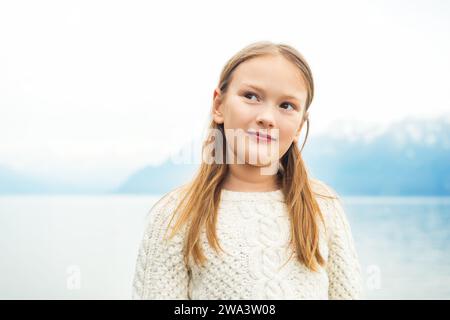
{"left": 280, "top": 131, "right": 294, "bottom": 144}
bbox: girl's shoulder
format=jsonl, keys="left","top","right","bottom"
{"left": 309, "top": 178, "right": 349, "bottom": 238}
{"left": 310, "top": 178, "right": 339, "bottom": 200}
{"left": 144, "top": 184, "right": 189, "bottom": 225}
{"left": 151, "top": 185, "right": 186, "bottom": 209}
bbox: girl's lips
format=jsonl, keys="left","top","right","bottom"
{"left": 247, "top": 131, "right": 276, "bottom": 142}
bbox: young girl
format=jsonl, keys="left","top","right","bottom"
{"left": 132, "top": 41, "right": 363, "bottom": 300}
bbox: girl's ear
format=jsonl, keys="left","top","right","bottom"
{"left": 293, "top": 111, "right": 309, "bottom": 143}
{"left": 212, "top": 87, "right": 225, "bottom": 124}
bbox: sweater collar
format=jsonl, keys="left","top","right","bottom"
{"left": 219, "top": 188, "right": 285, "bottom": 202}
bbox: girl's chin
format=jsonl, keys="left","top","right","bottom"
{"left": 246, "top": 160, "right": 279, "bottom": 175}
{"left": 245, "top": 154, "right": 277, "bottom": 167}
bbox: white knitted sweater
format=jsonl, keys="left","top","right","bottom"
{"left": 132, "top": 180, "right": 363, "bottom": 300}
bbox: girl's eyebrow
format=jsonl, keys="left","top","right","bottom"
{"left": 240, "top": 82, "right": 303, "bottom": 102}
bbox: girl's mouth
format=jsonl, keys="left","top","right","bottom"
{"left": 247, "top": 130, "right": 276, "bottom": 143}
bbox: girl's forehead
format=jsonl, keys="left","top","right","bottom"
{"left": 229, "top": 56, "right": 308, "bottom": 97}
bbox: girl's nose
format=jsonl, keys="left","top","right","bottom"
{"left": 255, "top": 104, "right": 276, "bottom": 128}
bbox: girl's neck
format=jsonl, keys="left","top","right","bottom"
{"left": 222, "top": 164, "right": 280, "bottom": 192}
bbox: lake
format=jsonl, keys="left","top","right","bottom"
{"left": 0, "top": 195, "right": 449, "bottom": 299}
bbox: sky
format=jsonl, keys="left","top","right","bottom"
{"left": 0, "top": 0, "right": 449, "bottom": 188}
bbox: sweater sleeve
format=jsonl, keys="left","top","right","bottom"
{"left": 312, "top": 179, "right": 363, "bottom": 300}
{"left": 325, "top": 190, "right": 363, "bottom": 299}
{"left": 131, "top": 188, "right": 191, "bottom": 300}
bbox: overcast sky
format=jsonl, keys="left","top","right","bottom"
{"left": 0, "top": 0, "right": 449, "bottom": 188}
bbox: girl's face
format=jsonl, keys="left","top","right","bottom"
{"left": 212, "top": 54, "right": 309, "bottom": 169}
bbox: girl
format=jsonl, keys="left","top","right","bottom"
{"left": 132, "top": 41, "right": 363, "bottom": 300}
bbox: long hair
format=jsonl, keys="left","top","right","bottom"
{"left": 164, "top": 41, "right": 337, "bottom": 272}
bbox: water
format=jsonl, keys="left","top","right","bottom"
{"left": 0, "top": 195, "right": 154, "bottom": 299}
{"left": 0, "top": 195, "right": 449, "bottom": 299}
{"left": 345, "top": 196, "right": 450, "bottom": 299}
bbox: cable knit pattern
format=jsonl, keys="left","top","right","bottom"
{"left": 132, "top": 191, "right": 190, "bottom": 299}
{"left": 132, "top": 180, "right": 363, "bottom": 300}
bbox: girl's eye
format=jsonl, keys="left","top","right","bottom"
{"left": 243, "top": 91, "right": 297, "bottom": 111}
{"left": 243, "top": 91, "right": 259, "bottom": 102}
{"left": 280, "top": 102, "right": 296, "bottom": 111}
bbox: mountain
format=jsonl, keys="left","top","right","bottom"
{"left": 0, "top": 165, "right": 43, "bottom": 193}
{"left": 0, "top": 165, "right": 88, "bottom": 194}
{"left": 304, "top": 115, "right": 450, "bottom": 196}
{"left": 113, "top": 161, "right": 198, "bottom": 194}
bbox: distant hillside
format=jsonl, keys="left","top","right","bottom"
{"left": 113, "top": 161, "right": 198, "bottom": 194}
{"left": 304, "top": 116, "right": 450, "bottom": 196}
{"left": 0, "top": 165, "right": 43, "bottom": 193}
{"left": 0, "top": 165, "right": 88, "bottom": 194}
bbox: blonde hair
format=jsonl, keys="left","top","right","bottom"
{"left": 164, "top": 41, "right": 337, "bottom": 272}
